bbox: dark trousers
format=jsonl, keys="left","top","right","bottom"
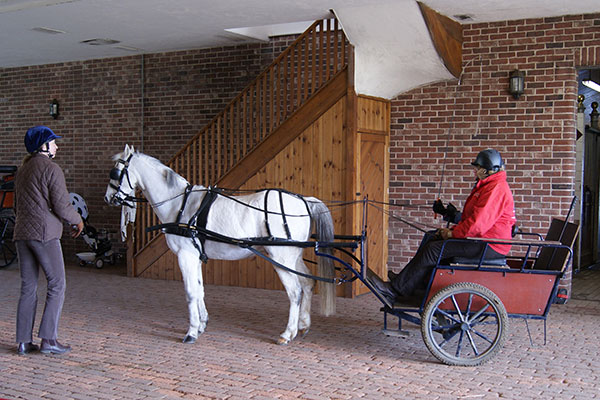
{"left": 16, "top": 239, "right": 66, "bottom": 343}
{"left": 391, "top": 238, "right": 504, "bottom": 297}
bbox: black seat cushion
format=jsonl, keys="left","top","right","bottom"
{"left": 448, "top": 256, "right": 507, "bottom": 266}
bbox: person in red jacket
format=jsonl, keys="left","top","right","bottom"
{"left": 372, "top": 149, "right": 515, "bottom": 300}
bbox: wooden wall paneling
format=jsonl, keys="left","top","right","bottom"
{"left": 344, "top": 90, "right": 360, "bottom": 297}
{"left": 357, "top": 133, "right": 386, "bottom": 296}
{"left": 357, "top": 96, "right": 389, "bottom": 134}
{"left": 353, "top": 96, "right": 390, "bottom": 296}
{"left": 300, "top": 123, "right": 317, "bottom": 277}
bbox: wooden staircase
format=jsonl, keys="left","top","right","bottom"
{"left": 127, "top": 17, "right": 391, "bottom": 298}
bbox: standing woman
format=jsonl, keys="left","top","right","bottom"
{"left": 13, "top": 126, "right": 83, "bottom": 355}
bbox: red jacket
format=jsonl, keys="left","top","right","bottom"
{"left": 451, "top": 171, "right": 515, "bottom": 254}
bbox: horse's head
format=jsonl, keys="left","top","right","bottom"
{"left": 104, "top": 144, "right": 138, "bottom": 207}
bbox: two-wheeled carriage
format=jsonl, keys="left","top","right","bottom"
{"left": 319, "top": 201, "right": 579, "bottom": 366}
{"left": 0, "top": 165, "right": 18, "bottom": 268}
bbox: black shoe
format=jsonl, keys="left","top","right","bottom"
{"left": 40, "top": 339, "right": 71, "bottom": 355}
{"left": 17, "top": 342, "right": 39, "bottom": 355}
{"left": 387, "top": 270, "right": 399, "bottom": 281}
{"left": 367, "top": 275, "right": 397, "bottom": 300}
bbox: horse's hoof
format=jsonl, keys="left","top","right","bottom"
{"left": 183, "top": 335, "right": 197, "bottom": 344}
{"left": 299, "top": 328, "right": 310, "bottom": 338}
{"left": 276, "top": 337, "right": 289, "bottom": 345}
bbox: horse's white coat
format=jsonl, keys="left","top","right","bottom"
{"left": 104, "top": 145, "right": 335, "bottom": 344}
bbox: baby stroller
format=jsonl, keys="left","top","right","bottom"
{"left": 70, "top": 193, "right": 115, "bottom": 268}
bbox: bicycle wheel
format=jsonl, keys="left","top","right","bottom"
{"left": 421, "top": 282, "right": 508, "bottom": 366}
{"left": 0, "top": 215, "right": 17, "bottom": 268}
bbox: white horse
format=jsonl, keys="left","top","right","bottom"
{"left": 104, "top": 145, "right": 336, "bottom": 344}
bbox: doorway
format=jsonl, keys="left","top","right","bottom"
{"left": 576, "top": 68, "right": 600, "bottom": 269}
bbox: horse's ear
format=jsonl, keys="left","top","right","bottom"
{"left": 123, "top": 144, "right": 130, "bottom": 154}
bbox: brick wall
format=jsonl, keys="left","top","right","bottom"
{"left": 388, "top": 10, "right": 600, "bottom": 297}
{"left": 0, "top": 37, "right": 295, "bottom": 256}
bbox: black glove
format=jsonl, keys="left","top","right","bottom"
{"left": 432, "top": 199, "right": 447, "bottom": 215}
{"left": 445, "top": 203, "right": 458, "bottom": 221}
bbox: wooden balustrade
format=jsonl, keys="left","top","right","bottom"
{"left": 132, "top": 18, "right": 349, "bottom": 255}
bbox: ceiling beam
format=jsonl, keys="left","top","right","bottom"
{"left": 418, "top": 2, "right": 463, "bottom": 78}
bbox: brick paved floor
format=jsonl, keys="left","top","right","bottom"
{"left": 1, "top": 261, "right": 600, "bottom": 399}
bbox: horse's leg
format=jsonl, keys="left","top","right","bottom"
{"left": 196, "top": 261, "right": 209, "bottom": 334}
{"left": 178, "top": 250, "right": 206, "bottom": 343}
{"left": 271, "top": 253, "right": 302, "bottom": 345}
{"left": 296, "top": 257, "right": 314, "bottom": 338}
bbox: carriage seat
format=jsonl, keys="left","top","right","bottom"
{"left": 447, "top": 256, "right": 507, "bottom": 267}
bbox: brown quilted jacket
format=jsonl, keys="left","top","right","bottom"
{"left": 13, "top": 153, "right": 81, "bottom": 242}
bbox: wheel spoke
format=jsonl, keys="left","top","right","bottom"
{"left": 467, "top": 303, "right": 490, "bottom": 324}
{"left": 469, "top": 326, "right": 496, "bottom": 344}
{"left": 450, "top": 295, "right": 466, "bottom": 323}
{"left": 466, "top": 293, "right": 473, "bottom": 315}
{"left": 436, "top": 308, "right": 461, "bottom": 325}
{"left": 465, "top": 329, "right": 480, "bottom": 355}
{"left": 454, "top": 330, "right": 465, "bottom": 357}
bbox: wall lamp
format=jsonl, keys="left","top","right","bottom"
{"left": 49, "top": 98, "right": 59, "bottom": 119}
{"left": 508, "top": 70, "right": 525, "bottom": 99}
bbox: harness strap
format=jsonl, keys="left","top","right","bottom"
{"left": 264, "top": 189, "right": 294, "bottom": 240}
{"left": 245, "top": 247, "right": 336, "bottom": 284}
{"left": 278, "top": 190, "right": 292, "bottom": 239}
{"left": 187, "top": 186, "right": 221, "bottom": 262}
{"left": 264, "top": 190, "right": 272, "bottom": 237}
{"left": 175, "top": 185, "right": 193, "bottom": 224}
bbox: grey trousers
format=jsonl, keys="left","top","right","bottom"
{"left": 16, "top": 239, "right": 66, "bottom": 343}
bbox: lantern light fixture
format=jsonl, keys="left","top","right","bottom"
{"left": 508, "top": 70, "right": 525, "bottom": 99}
{"left": 49, "top": 98, "right": 59, "bottom": 119}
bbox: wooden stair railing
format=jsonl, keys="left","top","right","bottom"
{"left": 133, "top": 18, "right": 349, "bottom": 255}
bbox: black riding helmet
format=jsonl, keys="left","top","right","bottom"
{"left": 471, "top": 149, "right": 504, "bottom": 172}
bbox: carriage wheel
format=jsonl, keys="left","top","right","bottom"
{"left": 421, "top": 282, "right": 508, "bottom": 366}
{"left": 0, "top": 216, "right": 17, "bottom": 268}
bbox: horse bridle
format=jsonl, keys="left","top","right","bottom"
{"left": 108, "top": 154, "right": 146, "bottom": 207}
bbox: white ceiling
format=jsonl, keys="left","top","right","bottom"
{"left": 2, "top": 0, "right": 600, "bottom": 69}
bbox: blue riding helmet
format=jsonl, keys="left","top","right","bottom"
{"left": 24, "top": 126, "right": 62, "bottom": 154}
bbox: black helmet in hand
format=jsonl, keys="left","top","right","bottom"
{"left": 471, "top": 149, "right": 504, "bottom": 172}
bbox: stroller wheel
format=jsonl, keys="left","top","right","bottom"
{"left": 95, "top": 259, "right": 104, "bottom": 269}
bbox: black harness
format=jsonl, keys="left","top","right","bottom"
{"left": 183, "top": 186, "right": 220, "bottom": 262}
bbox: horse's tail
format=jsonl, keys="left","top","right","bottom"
{"left": 308, "top": 199, "right": 336, "bottom": 316}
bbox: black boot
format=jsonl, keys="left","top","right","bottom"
{"left": 40, "top": 339, "right": 71, "bottom": 355}
{"left": 366, "top": 272, "right": 397, "bottom": 301}
{"left": 17, "top": 342, "right": 39, "bottom": 355}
